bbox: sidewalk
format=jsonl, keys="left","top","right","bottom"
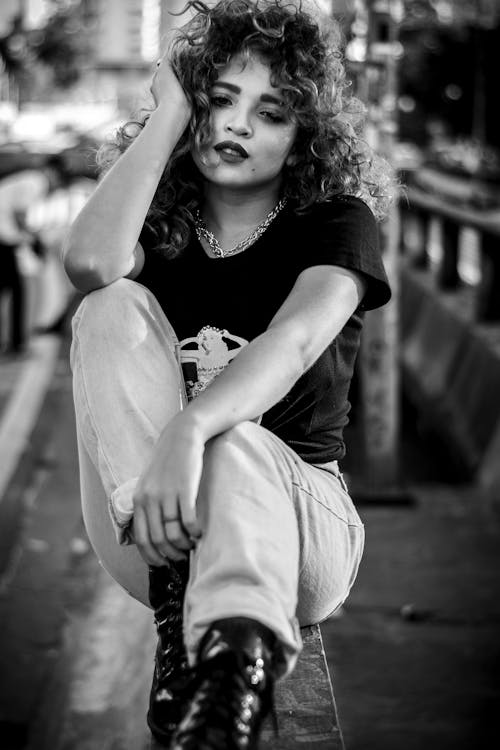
{"left": 322, "top": 480, "right": 500, "bottom": 750}
{"left": 0, "top": 336, "right": 62, "bottom": 574}
{"left": 0, "top": 333, "right": 167, "bottom": 750}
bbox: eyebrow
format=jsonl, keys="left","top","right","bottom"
{"left": 213, "top": 80, "right": 285, "bottom": 107}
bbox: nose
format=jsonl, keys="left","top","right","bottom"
{"left": 224, "top": 107, "right": 253, "bottom": 137}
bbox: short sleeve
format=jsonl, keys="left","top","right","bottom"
{"left": 305, "top": 196, "right": 391, "bottom": 311}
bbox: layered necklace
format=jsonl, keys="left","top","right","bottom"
{"left": 194, "top": 198, "right": 287, "bottom": 258}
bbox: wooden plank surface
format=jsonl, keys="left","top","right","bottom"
{"left": 260, "top": 625, "right": 344, "bottom": 750}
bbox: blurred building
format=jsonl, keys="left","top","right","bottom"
{"left": 0, "top": 1, "right": 187, "bottom": 113}
{"left": 77, "top": 0, "right": 159, "bottom": 112}
{"left": 79, "top": 0, "right": 196, "bottom": 112}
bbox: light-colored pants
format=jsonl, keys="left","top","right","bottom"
{"left": 70, "top": 278, "right": 365, "bottom": 676}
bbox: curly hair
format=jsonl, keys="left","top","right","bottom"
{"left": 97, "top": 0, "right": 396, "bottom": 258}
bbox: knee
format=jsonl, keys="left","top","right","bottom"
{"left": 73, "top": 279, "right": 150, "bottom": 342}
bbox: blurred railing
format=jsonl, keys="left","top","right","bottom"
{"left": 398, "top": 185, "right": 500, "bottom": 493}
{"left": 401, "top": 185, "right": 500, "bottom": 321}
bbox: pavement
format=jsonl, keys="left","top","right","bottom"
{"left": 0, "top": 325, "right": 499, "bottom": 750}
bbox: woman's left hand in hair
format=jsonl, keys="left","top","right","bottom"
{"left": 132, "top": 414, "right": 205, "bottom": 566}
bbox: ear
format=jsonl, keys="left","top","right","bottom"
{"left": 285, "top": 152, "right": 299, "bottom": 167}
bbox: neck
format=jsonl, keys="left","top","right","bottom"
{"left": 200, "top": 182, "right": 282, "bottom": 235}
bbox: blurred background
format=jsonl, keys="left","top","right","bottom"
{"left": 1, "top": 2, "right": 500, "bottom": 750}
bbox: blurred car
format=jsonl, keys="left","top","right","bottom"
{"left": 0, "top": 132, "right": 100, "bottom": 180}
{"left": 0, "top": 141, "right": 46, "bottom": 177}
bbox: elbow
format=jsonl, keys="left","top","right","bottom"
{"left": 298, "top": 337, "right": 323, "bottom": 374}
{"left": 63, "top": 240, "right": 107, "bottom": 294}
{"left": 65, "top": 265, "right": 105, "bottom": 295}
{"left": 272, "top": 319, "right": 333, "bottom": 375}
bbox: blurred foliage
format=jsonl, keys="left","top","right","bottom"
{"left": 0, "top": 0, "right": 86, "bottom": 94}
{"left": 0, "top": 15, "right": 28, "bottom": 76}
{"left": 398, "top": 22, "right": 474, "bottom": 141}
{"left": 397, "top": 0, "right": 500, "bottom": 154}
{"left": 30, "top": 2, "right": 87, "bottom": 89}
{"left": 427, "top": 136, "right": 500, "bottom": 180}
{"left": 402, "top": 0, "right": 500, "bottom": 28}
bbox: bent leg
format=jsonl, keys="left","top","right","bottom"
{"left": 184, "top": 421, "right": 364, "bottom": 677}
{"left": 294, "top": 462, "right": 365, "bottom": 626}
{"left": 70, "top": 278, "right": 185, "bottom": 605}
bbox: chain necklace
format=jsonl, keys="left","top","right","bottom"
{"left": 194, "top": 198, "right": 287, "bottom": 258}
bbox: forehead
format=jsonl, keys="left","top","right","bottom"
{"left": 214, "top": 53, "right": 280, "bottom": 94}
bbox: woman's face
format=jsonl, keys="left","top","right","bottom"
{"left": 191, "top": 53, "right": 297, "bottom": 193}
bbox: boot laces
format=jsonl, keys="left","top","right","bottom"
{"left": 173, "top": 650, "right": 277, "bottom": 749}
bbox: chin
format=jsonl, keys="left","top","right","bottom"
{"left": 200, "top": 167, "right": 282, "bottom": 192}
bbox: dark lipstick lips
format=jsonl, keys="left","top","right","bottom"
{"left": 214, "top": 141, "right": 249, "bottom": 158}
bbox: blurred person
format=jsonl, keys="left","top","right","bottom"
{"left": 64, "top": 1, "right": 394, "bottom": 747}
{"left": 0, "top": 154, "right": 70, "bottom": 354}
{"left": 29, "top": 174, "right": 96, "bottom": 336}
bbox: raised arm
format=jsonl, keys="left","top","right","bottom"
{"left": 63, "top": 54, "right": 191, "bottom": 293}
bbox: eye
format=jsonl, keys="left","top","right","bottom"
{"left": 210, "top": 94, "right": 232, "bottom": 108}
{"left": 260, "top": 110, "right": 285, "bottom": 123}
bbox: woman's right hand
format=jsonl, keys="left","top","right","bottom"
{"left": 150, "top": 36, "right": 192, "bottom": 127}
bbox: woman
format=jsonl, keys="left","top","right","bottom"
{"left": 64, "top": 1, "right": 394, "bottom": 747}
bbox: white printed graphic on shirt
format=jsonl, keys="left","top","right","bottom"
{"left": 179, "top": 326, "right": 248, "bottom": 401}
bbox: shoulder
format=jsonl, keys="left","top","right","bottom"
{"left": 296, "top": 195, "right": 378, "bottom": 253}
{"left": 290, "top": 196, "right": 390, "bottom": 311}
{"left": 308, "top": 195, "right": 377, "bottom": 231}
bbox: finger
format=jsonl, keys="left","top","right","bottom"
{"left": 150, "top": 73, "right": 159, "bottom": 101}
{"left": 133, "top": 506, "right": 168, "bottom": 567}
{"left": 179, "top": 486, "right": 203, "bottom": 540}
{"left": 163, "top": 514, "right": 195, "bottom": 552}
{"left": 148, "top": 502, "right": 190, "bottom": 559}
{"left": 159, "top": 535, "right": 189, "bottom": 562}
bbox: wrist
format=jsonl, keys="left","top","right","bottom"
{"left": 169, "top": 408, "right": 210, "bottom": 444}
{"left": 150, "top": 100, "right": 190, "bottom": 133}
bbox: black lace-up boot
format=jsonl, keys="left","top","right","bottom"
{"left": 170, "top": 617, "right": 279, "bottom": 750}
{"left": 147, "top": 561, "right": 191, "bottom": 747}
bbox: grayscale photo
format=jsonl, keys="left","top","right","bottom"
{"left": 0, "top": 1, "right": 499, "bottom": 749}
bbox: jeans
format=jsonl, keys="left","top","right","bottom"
{"left": 70, "top": 278, "right": 365, "bottom": 676}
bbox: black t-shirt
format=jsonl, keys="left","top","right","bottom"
{"left": 135, "top": 195, "right": 391, "bottom": 463}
